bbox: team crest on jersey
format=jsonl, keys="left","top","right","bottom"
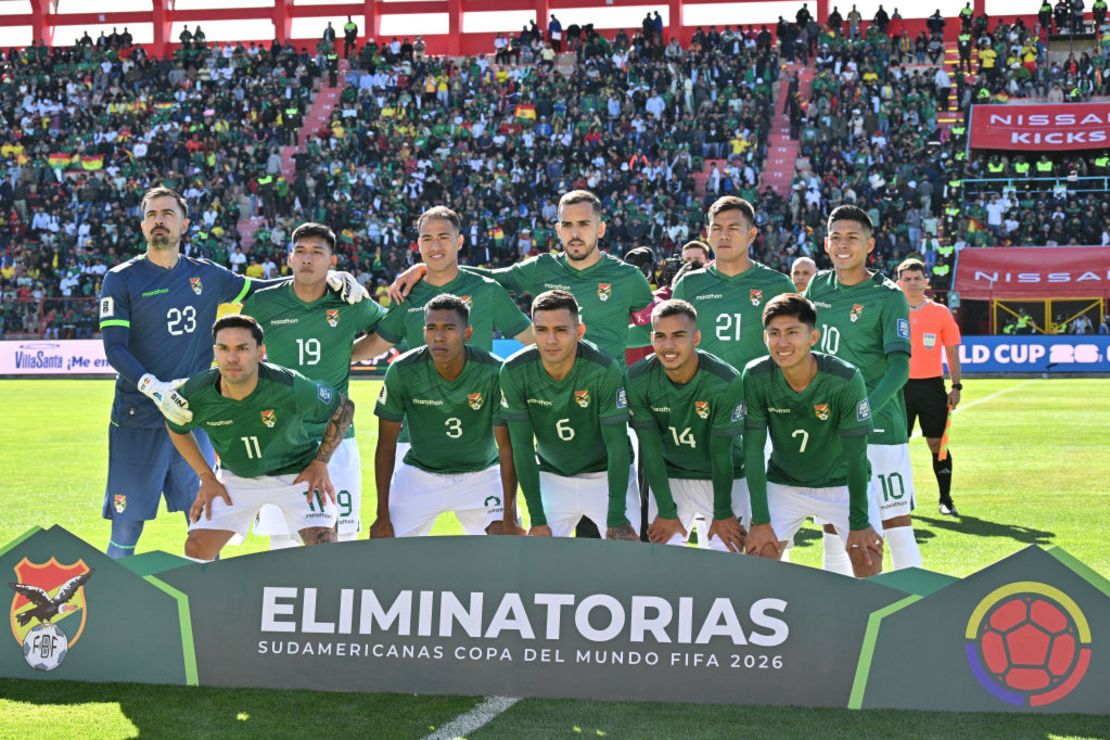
{"left": 750, "top": 289, "right": 763, "bottom": 307}
{"left": 597, "top": 283, "right": 612, "bottom": 302}
{"left": 849, "top": 304, "right": 864, "bottom": 322}
{"left": 694, "top": 401, "right": 710, "bottom": 419}
{"left": 574, "top": 389, "right": 591, "bottom": 408}
{"left": 190, "top": 277, "right": 203, "bottom": 295}
{"left": 468, "top": 392, "right": 484, "bottom": 411}
{"left": 459, "top": 295, "right": 473, "bottom": 308}
{"left": 814, "top": 403, "right": 830, "bottom": 421}
{"left": 260, "top": 409, "right": 276, "bottom": 428}
{"left": 326, "top": 309, "right": 339, "bottom": 328}
{"left": 10, "top": 557, "right": 94, "bottom": 672}
{"left": 112, "top": 494, "right": 126, "bottom": 513}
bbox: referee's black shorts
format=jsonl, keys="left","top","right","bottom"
{"left": 904, "top": 377, "right": 949, "bottom": 439}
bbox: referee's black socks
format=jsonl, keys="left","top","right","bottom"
{"left": 931, "top": 450, "right": 953, "bottom": 502}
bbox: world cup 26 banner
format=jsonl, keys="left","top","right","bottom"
{"left": 1, "top": 526, "right": 1108, "bottom": 714}
{"left": 968, "top": 103, "right": 1110, "bottom": 151}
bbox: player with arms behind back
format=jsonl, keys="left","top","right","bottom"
{"left": 166, "top": 315, "right": 356, "bottom": 561}
{"left": 371, "top": 295, "right": 522, "bottom": 538}
{"left": 240, "top": 222, "right": 385, "bottom": 546}
{"left": 743, "top": 294, "right": 884, "bottom": 577}
{"left": 804, "top": 205, "right": 920, "bottom": 573}
{"left": 499, "top": 290, "right": 641, "bottom": 540}
{"left": 625, "top": 300, "right": 748, "bottom": 552}
{"left": 98, "top": 187, "right": 367, "bottom": 558}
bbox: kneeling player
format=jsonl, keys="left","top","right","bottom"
{"left": 743, "top": 295, "right": 884, "bottom": 577}
{"left": 167, "top": 315, "right": 355, "bottom": 561}
{"left": 500, "top": 290, "right": 641, "bottom": 540}
{"left": 371, "top": 295, "right": 523, "bottom": 537}
{"left": 626, "top": 300, "right": 748, "bottom": 552}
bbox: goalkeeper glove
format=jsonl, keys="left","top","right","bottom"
{"left": 326, "top": 270, "right": 369, "bottom": 304}
{"left": 137, "top": 374, "right": 193, "bottom": 425}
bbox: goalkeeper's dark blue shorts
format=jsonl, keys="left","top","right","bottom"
{"left": 102, "top": 425, "right": 215, "bottom": 521}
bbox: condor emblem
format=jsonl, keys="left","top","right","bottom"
{"left": 574, "top": 389, "right": 591, "bottom": 408}
{"left": 814, "top": 403, "right": 830, "bottom": 421}
{"left": 9, "top": 558, "right": 94, "bottom": 671}
{"left": 597, "top": 283, "right": 612, "bottom": 302}
{"left": 850, "top": 304, "right": 864, "bottom": 323}
{"left": 750, "top": 289, "right": 763, "bottom": 306}
{"left": 261, "top": 409, "right": 277, "bottom": 428}
{"left": 326, "top": 309, "right": 339, "bottom": 328}
{"left": 468, "top": 392, "right": 484, "bottom": 411}
{"left": 694, "top": 401, "right": 710, "bottom": 419}
{"left": 190, "top": 277, "right": 203, "bottom": 295}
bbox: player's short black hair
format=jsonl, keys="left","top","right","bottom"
{"left": 532, "top": 289, "right": 580, "bottom": 323}
{"left": 827, "top": 205, "right": 873, "bottom": 235}
{"left": 762, "top": 293, "right": 818, "bottom": 329}
{"left": 681, "top": 240, "right": 712, "bottom": 260}
{"left": 651, "top": 299, "right": 697, "bottom": 326}
{"left": 213, "top": 314, "right": 264, "bottom": 345}
{"left": 707, "top": 196, "right": 755, "bottom": 228}
{"left": 417, "top": 206, "right": 462, "bottom": 234}
{"left": 558, "top": 190, "right": 602, "bottom": 217}
{"left": 896, "top": 257, "right": 928, "bottom": 279}
{"left": 141, "top": 187, "right": 188, "bottom": 219}
{"left": 425, "top": 293, "right": 470, "bottom": 324}
{"left": 291, "top": 222, "right": 336, "bottom": 252}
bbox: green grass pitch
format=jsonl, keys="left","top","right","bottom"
{"left": 0, "top": 377, "right": 1108, "bottom": 738}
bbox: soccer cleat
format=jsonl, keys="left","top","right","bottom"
{"left": 939, "top": 498, "right": 959, "bottom": 516}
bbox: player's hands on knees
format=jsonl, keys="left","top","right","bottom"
{"left": 190, "top": 474, "right": 231, "bottom": 522}
{"left": 709, "top": 517, "right": 745, "bottom": 553}
{"left": 369, "top": 517, "right": 394, "bottom": 539}
{"left": 294, "top": 461, "right": 335, "bottom": 503}
{"left": 744, "top": 523, "right": 783, "bottom": 559}
{"left": 648, "top": 516, "right": 687, "bottom": 544}
{"left": 527, "top": 524, "right": 553, "bottom": 537}
{"left": 846, "top": 526, "right": 884, "bottom": 567}
{"left": 606, "top": 522, "right": 639, "bottom": 542}
{"left": 388, "top": 263, "right": 427, "bottom": 303}
{"left": 487, "top": 519, "right": 526, "bottom": 536}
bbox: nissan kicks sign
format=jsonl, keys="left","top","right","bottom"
{"left": 969, "top": 103, "right": 1110, "bottom": 151}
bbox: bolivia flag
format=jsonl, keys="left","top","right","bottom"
{"left": 514, "top": 104, "right": 536, "bottom": 120}
{"left": 81, "top": 155, "right": 105, "bottom": 171}
{"left": 48, "top": 153, "right": 74, "bottom": 169}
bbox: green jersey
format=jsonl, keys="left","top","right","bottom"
{"left": 168, "top": 363, "right": 342, "bottom": 478}
{"left": 241, "top": 283, "right": 384, "bottom": 439}
{"left": 499, "top": 339, "right": 630, "bottom": 475}
{"left": 804, "top": 269, "right": 912, "bottom": 444}
{"left": 671, "top": 262, "right": 794, "bottom": 371}
{"left": 377, "top": 270, "right": 530, "bottom": 351}
{"left": 742, "top": 353, "right": 872, "bottom": 488}
{"left": 374, "top": 345, "right": 504, "bottom": 474}
{"left": 625, "top": 350, "right": 745, "bottom": 479}
{"left": 475, "top": 252, "right": 653, "bottom": 366}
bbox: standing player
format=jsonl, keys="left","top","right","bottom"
{"left": 499, "top": 290, "right": 641, "bottom": 539}
{"left": 240, "top": 223, "right": 386, "bottom": 545}
{"left": 743, "top": 294, "right": 884, "bottom": 577}
{"left": 371, "top": 295, "right": 522, "bottom": 537}
{"left": 98, "top": 188, "right": 367, "bottom": 558}
{"left": 167, "top": 315, "right": 356, "bottom": 560}
{"left": 804, "top": 206, "right": 920, "bottom": 572}
{"left": 896, "top": 258, "right": 963, "bottom": 516}
{"left": 626, "top": 300, "right": 747, "bottom": 552}
{"left": 790, "top": 256, "right": 818, "bottom": 293}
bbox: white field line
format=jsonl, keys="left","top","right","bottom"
{"left": 910, "top": 379, "right": 1035, "bottom": 439}
{"left": 424, "top": 696, "right": 520, "bottom": 740}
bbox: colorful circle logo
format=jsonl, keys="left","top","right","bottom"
{"left": 965, "top": 581, "right": 1092, "bottom": 707}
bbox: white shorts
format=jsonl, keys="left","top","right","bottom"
{"left": 868, "top": 443, "right": 915, "bottom": 520}
{"left": 254, "top": 437, "right": 361, "bottom": 538}
{"left": 647, "top": 477, "right": 750, "bottom": 551}
{"left": 393, "top": 441, "right": 411, "bottom": 474}
{"left": 390, "top": 462, "right": 507, "bottom": 537}
{"left": 539, "top": 467, "right": 641, "bottom": 538}
{"left": 767, "top": 481, "right": 882, "bottom": 547}
{"left": 191, "top": 470, "right": 337, "bottom": 537}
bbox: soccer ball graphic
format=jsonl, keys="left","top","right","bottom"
{"left": 22, "top": 623, "right": 69, "bottom": 671}
{"left": 975, "top": 595, "right": 1078, "bottom": 692}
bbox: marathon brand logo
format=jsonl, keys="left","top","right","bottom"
{"left": 270, "top": 319, "right": 300, "bottom": 325}
{"left": 412, "top": 399, "right": 444, "bottom": 406}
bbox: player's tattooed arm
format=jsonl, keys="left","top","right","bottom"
{"left": 315, "top": 395, "right": 355, "bottom": 464}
